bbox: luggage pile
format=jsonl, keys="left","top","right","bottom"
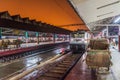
{"left": 88, "top": 39, "right": 109, "bottom": 50}
{"left": 86, "top": 39, "right": 111, "bottom": 70}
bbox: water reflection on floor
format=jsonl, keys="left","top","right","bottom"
{"left": 0, "top": 45, "right": 69, "bottom": 79}
{"left": 65, "top": 47, "right": 120, "bottom": 80}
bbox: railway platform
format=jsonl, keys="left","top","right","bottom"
{"left": 65, "top": 47, "right": 120, "bottom": 80}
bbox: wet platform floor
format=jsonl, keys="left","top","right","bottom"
{"left": 0, "top": 44, "right": 69, "bottom": 79}
{"left": 65, "top": 47, "right": 120, "bottom": 80}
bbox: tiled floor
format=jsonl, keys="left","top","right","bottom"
{"left": 65, "top": 47, "right": 120, "bottom": 80}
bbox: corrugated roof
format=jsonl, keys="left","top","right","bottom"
{"left": 0, "top": 0, "right": 88, "bottom": 31}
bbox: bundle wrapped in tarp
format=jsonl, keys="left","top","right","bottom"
{"left": 86, "top": 50, "right": 111, "bottom": 67}
{"left": 88, "top": 39, "right": 109, "bottom": 50}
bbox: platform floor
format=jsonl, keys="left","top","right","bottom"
{"left": 0, "top": 41, "right": 69, "bottom": 52}
{"left": 20, "top": 41, "right": 69, "bottom": 48}
{"left": 65, "top": 46, "right": 120, "bottom": 80}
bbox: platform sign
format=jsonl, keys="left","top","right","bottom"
{"left": 36, "top": 32, "right": 39, "bottom": 37}
{"left": 25, "top": 32, "right": 28, "bottom": 38}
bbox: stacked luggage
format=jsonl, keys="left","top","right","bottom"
{"left": 86, "top": 39, "right": 111, "bottom": 70}
{"left": 88, "top": 39, "right": 109, "bottom": 50}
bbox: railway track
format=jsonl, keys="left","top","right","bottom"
{"left": 8, "top": 51, "right": 84, "bottom": 80}
{"left": 35, "top": 53, "right": 83, "bottom": 80}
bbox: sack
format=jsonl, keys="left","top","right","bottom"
{"left": 89, "top": 39, "right": 109, "bottom": 50}
{"left": 86, "top": 50, "right": 111, "bottom": 67}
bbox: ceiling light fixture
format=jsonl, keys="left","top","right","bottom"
{"left": 114, "top": 16, "right": 120, "bottom": 23}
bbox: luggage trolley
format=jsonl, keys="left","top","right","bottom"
{"left": 86, "top": 39, "right": 111, "bottom": 75}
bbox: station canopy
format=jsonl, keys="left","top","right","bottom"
{"left": 70, "top": 0, "right": 120, "bottom": 31}
{"left": 0, "top": 0, "right": 89, "bottom": 32}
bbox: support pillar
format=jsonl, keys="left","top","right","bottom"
{"left": 69, "top": 34, "right": 71, "bottom": 42}
{"left": 119, "top": 35, "right": 120, "bottom": 52}
{"left": 106, "top": 26, "right": 109, "bottom": 37}
{"left": 36, "top": 32, "right": 39, "bottom": 44}
{"left": 44, "top": 33, "right": 46, "bottom": 42}
{"left": 53, "top": 33, "right": 56, "bottom": 43}
{"left": 25, "top": 31, "right": 28, "bottom": 47}
{"left": 119, "top": 26, "right": 120, "bottom": 52}
{"left": 0, "top": 27, "right": 2, "bottom": 39}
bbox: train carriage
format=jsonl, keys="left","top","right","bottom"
{"left": 70, "top": 42, "right": 86, "bottom": 54}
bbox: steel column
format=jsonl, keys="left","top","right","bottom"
{"left": 0, "top": 27, "right": 2, "bottom": 39}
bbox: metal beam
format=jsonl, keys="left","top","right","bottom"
{"left": 59, "top": 24, "right": 85, "bottom": 27}
{"left": 90, "top": 24, "right": 120, "bottom": 26}
{"left": 0, "top": 18, "right": 71, "bottom": 34}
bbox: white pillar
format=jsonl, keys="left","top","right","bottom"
{"left": 118, "top": 26, "right": 120, "bottom": 52}
{"left": 106, "top": 26, "right": 109, "bottom": 38}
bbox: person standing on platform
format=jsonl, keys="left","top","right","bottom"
{"left": 113, "top": 38, "right": 116, "bottom": 46}
{"left": 115, "top": 38, "right": 118, "bottom": 46}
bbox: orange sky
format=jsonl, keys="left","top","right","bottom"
{"left": 0, "top": 0, "right": 88, "bottom": 31}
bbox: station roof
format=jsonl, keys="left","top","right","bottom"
{"left": 0, "top": 0, "right": 89, "bottom": 31}
{"left": 70, "top": 0, "right": 120, "bottom": 31}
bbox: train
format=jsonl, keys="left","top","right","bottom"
{"left": 70, "top": 42, "right": 86, "bottom": 53}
